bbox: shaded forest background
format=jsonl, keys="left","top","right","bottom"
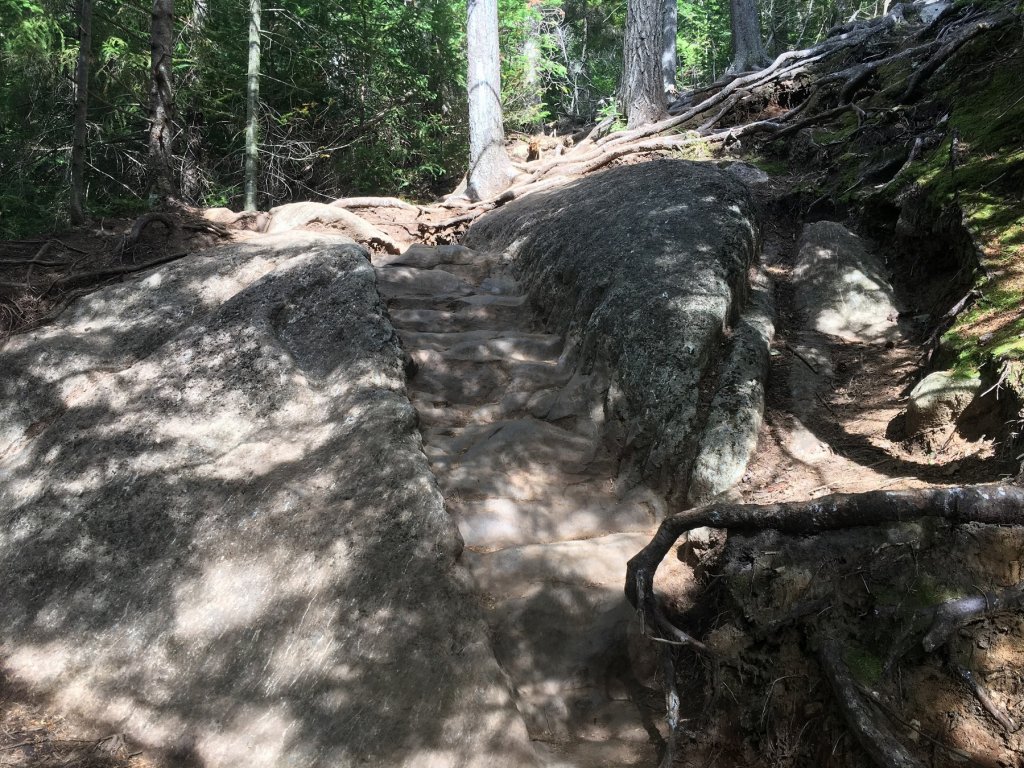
{"left": 1, "top": 0, "right": 888, "bottom": 236}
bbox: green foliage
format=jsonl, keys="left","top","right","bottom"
{"left": 0, "top": 0, "right": 902, "bottom": 235}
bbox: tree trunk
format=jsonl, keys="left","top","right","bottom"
{"left": 244, "top": 0, "right": 261, "bottom": 212}
{"left": 523, "top": 5, "right": 543, "bottom": 127}
{"left": 662, "top": 0, "right": 678, "bottom": 95}
{"left": 620, "top": 0, "right": 668, "bottom": 129}
{"left": 69, "top": 0, "right": 93, "bottom": 226}
{"left": 728, "top": 0, "right": 770, "bottom": 73}
{"left": 466, "top": 0, "right": 513, "bottom": 201}
{"left": 148, "top": 0, "right": 177, "bottom": 203}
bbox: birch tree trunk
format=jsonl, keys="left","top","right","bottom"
{"left": 69, "top": 0, "right": 93, "bottom": 226}
{"left": 148, "top": 0, "right": 177, "bottom": 202}
{"left": 728, "top": 0, "right": 771, "bottom": 73}
{"left": 466, "top": 0, "right": 513, "bottom": 201}
{"left": 620, "top": 0, "right": 668, "bottom": 129}
{"left": 244, "top": 0, "right": 261, "bottom": 212}
{"left": 662, "top": 0, "right": 678, "bottom": 95}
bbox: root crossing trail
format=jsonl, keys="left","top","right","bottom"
{"left": 373, "top": 243, "right": 681, "bottom": 767}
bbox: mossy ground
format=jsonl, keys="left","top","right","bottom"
{"left": 811, "top": 29, "right": 1024, "bottom": 382}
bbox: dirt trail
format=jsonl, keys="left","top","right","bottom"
{"left": 372, "top": 243, "right": 695, "bottom": 767}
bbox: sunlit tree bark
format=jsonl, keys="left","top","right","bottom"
{"left": 662, "top": 0, "right": 678, "bottom": 95}
{"left": 620, "top": 0, "right": 668, "bottom": 129}
{"left": 244, "top": 0, "right": 261, "bottom": 211}
{"left": 466, "top": 0, "right": 513, "bottom": 200}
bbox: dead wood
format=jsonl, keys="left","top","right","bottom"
{"left": 817, "top": 636, "right": 926, "bottom": 768}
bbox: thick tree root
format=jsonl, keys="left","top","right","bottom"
{"left": 625, "top": 484, "right": 1024, "bottom": 767}
{"left": 460, "top": 2, "right": 1017, "bottom": 216}
{"left": 817, "top": 637, "right": 926, "bottom": 768}
{"left": 922, "top": 580, "right": 1024, "bottom": 652}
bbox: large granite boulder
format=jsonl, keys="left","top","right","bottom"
{"left": 0, "top": 232, "right": 535, "bottom": 768}
{"left": 465, "top": 160, "right": 762, "bottom": 503}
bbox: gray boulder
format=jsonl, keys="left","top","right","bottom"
{"left": 0, "top": 232, "right": 535, "bottom": 768}
{"left": 465, "top": 160, "right": 760, "bottom": 503}
{"left": 793, "top": 221, "right": 900, "bottom": 345}
{"left": 905, "top": 370, "right": 982, "bottom": 435}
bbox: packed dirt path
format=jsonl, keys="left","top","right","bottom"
{"left": 372, "top": 243, "right": 685, "bottom": 767}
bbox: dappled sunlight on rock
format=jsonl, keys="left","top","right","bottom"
{"left": 0, "top": 232, "right": 538, "bottom": 767}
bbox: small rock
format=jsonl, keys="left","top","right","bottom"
{"left": 904, "top": 370, "right": 981, "bottom": 435}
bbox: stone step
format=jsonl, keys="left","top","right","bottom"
{"left": 375, "top": 265, "right": 474, "bottom": 298}
{"left": 411, "top": 361, "right": 568, "bottom": 407}
{"left": 410, "top": 389, "right": 536, "bottom": 428}
{"left": 385, "top": 292, "right": 529, "bottom": 313}
{"left": 448, "top": 488, "right": 662, "bottom": 550}
{"left": 389, "top": 306, "right": 526, "bottom": 333}
{"left": 403, "top": 331, "right": 563, "bottom": 364}
{"left": 461, "top": 532, "right": 688, "bottom": 758}
{"left": 376, "top": 243, "right": 496, "bottom": 270}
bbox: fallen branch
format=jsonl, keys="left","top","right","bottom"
{"left": 948, "top": 652, "right": 1017, "bottom": 733}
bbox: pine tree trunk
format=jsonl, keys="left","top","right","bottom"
{"left": 69, "top": 0, "right": 93, "bottom": 226}
{"left": 466, "top": 0, "right": 512, "bottom": 201}
{"left": 662, "top": 0, "right": 678, "bottom": 95}
{"left": 148, "top": 0, "right": 177, "bottom": 203}
{"left": 244, "top": 0, "right": 261, "bottom": 212}
{"left": 620, "top": 0, "right": 668, "bottom": 129}
{"left": 728, "top": 0, "right": 770, "bottom": 73}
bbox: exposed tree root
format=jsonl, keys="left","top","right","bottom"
{"left": 817, "top": 637, "right": 925, "bottom": 768}
{"left": 126, "top": 212, "right": 179, "bottom": 249}
{"left": 626, "top": 484, "right": 1024, "bottom": 767}
{"left": 446, "top": 1, "right": 1017, "bottom": 232}
{"left": 330, "top": 196, "right": 421, "bottom": 211}
{"left": 922, "top": 580, "right": 1024, "bottom": 652}
{"left": 51, "top": 250, "right": 190, "bottom": 291}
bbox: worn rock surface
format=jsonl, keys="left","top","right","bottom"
{"left": 465, "top": 160, "right": 760, "bottom": 502}
{"left": 793, "top": 221, "right": 900, "bottom": 344}
{"left": 371, "top": 240, "right": 691, "bottom": 767}
{"left": 0, "top": 232, "right": 536, "bottom": 768}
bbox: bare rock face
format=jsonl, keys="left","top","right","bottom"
{"left": 905, "top": 370, "right": 982, "bottom": 435}
{"left": 465, "top": 159, "right": 761, "bottom": 503}
{"left": 793, "top": 222, "right": 900, "bottom": 345}
{"left": 0, "top": 232, "right": 536, "bottom": 768}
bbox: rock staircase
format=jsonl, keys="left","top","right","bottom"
{"left": 374, "top": 243, "right": 680, "bottom": 767}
